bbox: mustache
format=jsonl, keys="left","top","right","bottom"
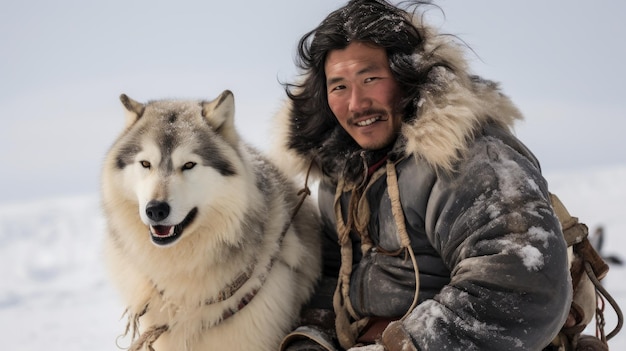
{"left": 348, "top": 109, "right": 389, "bottom": 123}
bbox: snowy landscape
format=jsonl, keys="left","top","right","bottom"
{"left": 1, "top": 166, "right": 624, "bottom": 350}
{"left": 2, "top": 1, "right": 626, "bottom": 348}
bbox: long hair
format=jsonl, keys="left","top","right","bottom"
{"left": 284, "top": 0, "right": 434, "bottom": 155}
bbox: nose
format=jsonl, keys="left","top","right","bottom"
{"left": 348, "top": 85, "right": 371, "bottom": 114}
{"left": 146, "top": 200, "right": 170, "bottom": 222}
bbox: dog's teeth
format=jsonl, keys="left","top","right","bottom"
{"left": 152, "top": 225, "right": 173, "bottom": 237}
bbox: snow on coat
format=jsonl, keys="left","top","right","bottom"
{"left": 269, "top": 6, "right": 571, "bottom": 350}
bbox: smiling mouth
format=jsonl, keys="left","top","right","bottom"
{"left": 355, "top": 114, "right": 390, "bottom": 127}
{"left": 356, "top": 116, "right": 380, "bottom": 126}
{"left": 149, "top": 208, "right": 198, "bottom": 246}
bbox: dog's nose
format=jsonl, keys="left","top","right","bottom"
{"left": 146, "top": 200, "right": 170, "bottom": 222}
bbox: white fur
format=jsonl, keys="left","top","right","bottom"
{"left": 102, "top": 91, "right": 321, "bottom": 351}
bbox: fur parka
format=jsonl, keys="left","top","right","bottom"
{"left": 270, "top": 15, "right": 572, "bottom": 351}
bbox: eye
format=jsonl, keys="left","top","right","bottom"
{"left": 364, "top": 77, "right": 379, "bottom": 83}
{"left": 332, "top": 84, "right": 346, "bottom": 91}
{"left": 328, "top": 84, "right": 346, "bottom": 94}
{"left": 140, "top": 161, "right": 151, "bottom": 169}
{"left": 182, "top": 162, "right": 196, "bottom": 171}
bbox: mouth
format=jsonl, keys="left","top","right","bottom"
{"left": 355, "top": 115, "right": 387, "bottom": 127}
{"left": 149, "top": 207, "right": 198, "bottom": 246}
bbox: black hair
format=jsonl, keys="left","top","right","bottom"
{"left": 284, "top": 0, "right": 434, "bottom": 154}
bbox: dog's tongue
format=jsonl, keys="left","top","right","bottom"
{"left": 151, "top": 225, "right": 173, "bottom": 237}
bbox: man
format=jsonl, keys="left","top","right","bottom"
{"left": 271, "top": 1, "right": 571, "bottom": 350}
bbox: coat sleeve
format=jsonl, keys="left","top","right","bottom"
{"left": 394, "top": 137, "right": 572, "bottom": 350}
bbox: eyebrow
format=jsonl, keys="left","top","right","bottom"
{"left": 326, "top": 63, "right": 382, "bottom": 87}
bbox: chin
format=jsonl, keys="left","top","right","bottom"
{"left": 357, "top": 136, "right": 397, "bottom": 151}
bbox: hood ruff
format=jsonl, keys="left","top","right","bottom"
{"left": 269, "top": 19, "right": 523, "bottom": 186}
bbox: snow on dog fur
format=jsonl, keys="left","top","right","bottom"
{"left": 101, "top": 90, "right": 321, "bottom": 351}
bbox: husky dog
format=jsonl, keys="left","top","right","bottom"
{"left": 101, "top": 90, "right": 321, "bottom": 351}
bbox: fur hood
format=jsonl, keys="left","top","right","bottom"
{"left": 270, "top": 22, "right": 523, "bottom": 185}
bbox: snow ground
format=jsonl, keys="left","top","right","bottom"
{"left": 1, "top": 167, "right": 624, "bottom": 350}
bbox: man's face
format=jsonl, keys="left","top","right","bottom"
{"left": 325, "top": 41, "right": 403, "bottom": 150}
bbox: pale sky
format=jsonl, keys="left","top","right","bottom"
{"left": 1, "top": 0, "right": 625, "bottom": 203}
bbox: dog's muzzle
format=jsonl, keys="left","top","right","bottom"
{"left": 145, "top": 200, "right": 198, "bottom": 246}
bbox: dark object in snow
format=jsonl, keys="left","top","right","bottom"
{"left": 590, "top": 226, "right": 624, "bottom": 266}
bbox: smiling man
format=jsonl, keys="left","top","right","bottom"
{"left": 325, "top": 41, "right": 404, "bottom": 151}
{"left": 272, "top": 1, "right": 572, "bottom": 350}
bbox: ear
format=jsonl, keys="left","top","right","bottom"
{"left": 202, "top": 90, "right": 239, "bottom": 146}
{"left": 120, "top": 94, "right": 145, "bottom": 128}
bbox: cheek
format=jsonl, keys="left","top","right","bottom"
{"left": 377, "top": 84, "right": 401, "bottom": 109}
{"left": 327, "top": 97, "right": 351, "bottom": 129}
{"left": 327, "top": 95, "right": 345, "bottom": 118}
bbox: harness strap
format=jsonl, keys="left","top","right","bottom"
{"left": 128, "top": 324, "right": 168, "bottom": 351}
{"left": 385, "top": 160, "right": 420, "bottom": 321}
{"left": 333, "top": 150, "right": 379, "bottom": 349}
{"left": 333, "top": 177, "right": 365, "bottom": 349}
{"left": 333, "top": 159, "right": 422, "bottom": 349}
{"left": 584, "top": 260, "right": 623, "bottom": 341}
{"left": 549, "top": 193, "right": 623, "bottom": 350}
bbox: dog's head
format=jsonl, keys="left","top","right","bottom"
{"left": 103, "top": 90, "right": 250, "bottom": 247}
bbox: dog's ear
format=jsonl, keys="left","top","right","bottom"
{"left": 120, "top": 94, "right": 145, "bottom": 128}
{"left": 202, "top": 90, "right": 239, "bottom": 146}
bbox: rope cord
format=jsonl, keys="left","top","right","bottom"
{"left": 385, "top": 160, "right": 420, "bottom": 320}
{"left": 584, "top": 261, "right": 623, "bottom": 340}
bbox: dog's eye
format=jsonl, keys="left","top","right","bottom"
{"left": 140, "top": 161, "right": 151, "bottom": 169}
{"left": 182, "top": 162, "right": 196, "bottom": 171}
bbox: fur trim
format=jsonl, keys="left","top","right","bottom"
{"left": 404, "top": 67, "right": 523, "bottom": 172}
{"left": 269, "top": 102, "right": 325, "bottom": 181}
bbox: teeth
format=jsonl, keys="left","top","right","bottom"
{"left": 357, "top": 116, "right": 379, "bottom": 126}
{"left": 151, "top": 225, "right": 174, "bottom": 237}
